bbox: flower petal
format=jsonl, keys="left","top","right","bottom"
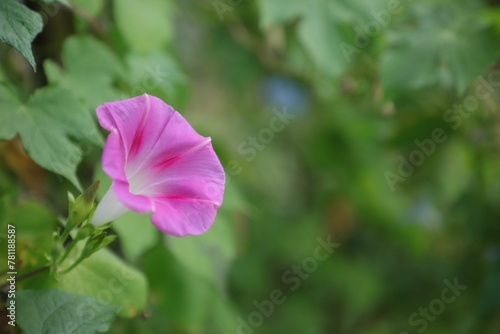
{"left": 112, "top": 180, "right": 153, "bottom": 214}
{"left": 134, "top": 143, "right": 225, "bottom": 204}
{"left": 100, "top": 131, "right": 127, "bottom": 182}
{"left": 93, "top": 94, "right": 226, "bottom": 235}
{"left": 96, "top": 95, "right": 149, "bottom": 163}
{"left": 124, "top": 95, "right": 210, "bottom": 179}
{"left": 151, "top": 198, "right": 220, "bottom": 236}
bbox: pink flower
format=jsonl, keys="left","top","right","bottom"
{"left": 91, "top": 94, "right": 225, "bottom": 236}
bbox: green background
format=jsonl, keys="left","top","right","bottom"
{"left": 1, "top": 0, "right": 500, "bottom": 333}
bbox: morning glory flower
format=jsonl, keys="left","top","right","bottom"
{"left": 91, "top": 94, "right": 225, "bottom": 236}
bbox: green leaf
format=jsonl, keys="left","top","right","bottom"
{"left": 21, "top": 248, "right": 148, "bottom": 318}
{"left": 16, "top": 290, "right": 118, "bottom": 334}
{"left": 380, "top": 1, "right": 500, "bottom": 94}
{"left": 296, "top": 3, "right": 349, "bottom": 78}
{"left": 125, "top": 51, "right": 188, "bottom": 107}
{"left": 258, "top": 0, "right": 392, "bottom": 78}
{"left": 258, "top": 0, "right": 349, "bottom": 77}
{"left": 258, "top": 0, "right": 306, "bottom": 27}
{"left": 144, "top": 245, "right": 238, "bottom": 331}
{"left": 258, "top": 0, "right": 388, "bottom": 28}
{"left": 44, "top": 35, "right": 125, "bottom": 110}
{"left": 114, "top": 0, "right": 174, "bottom": 52}
{"left": 0, "top": 85, "right": 103, "bottom": 189}
{"left": 33, "top": 0, "right": 69, "bottom": 3}
{"left": 0, "top": 0, "right": 43, "bottom": 69}
{"left": 7, "top": 201, "right": 56, "bottom": 272}
{"left": 166, "top": 215, "right": 236, "bottom": 291}
{"left": 436, "top": 140, "right": 473, "bottom": 205}
{"left": 113, "top": 212, "right": 159, "bottom": 263}
{"left": 71, "top": 0, "right": 105, "bottom": 16}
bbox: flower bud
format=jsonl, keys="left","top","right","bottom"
{"left": 69, "top": 180, "right": 100, "bottom": 225}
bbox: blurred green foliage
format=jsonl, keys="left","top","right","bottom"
{"left": 1, "top": 0, "right": 500, "bottom": 333}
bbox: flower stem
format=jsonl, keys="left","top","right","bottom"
{"left": 57, "top": 238, "right": 79, "bottom": 266}
{"left": 0, "top": 266, "right": 49, "bottom": 290}
{"left": 59, "top": 256, "right": 86, "bottom": 275}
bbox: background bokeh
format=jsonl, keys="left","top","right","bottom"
{"left": 1, "top": 0, "right": 500, "bottom": 333}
